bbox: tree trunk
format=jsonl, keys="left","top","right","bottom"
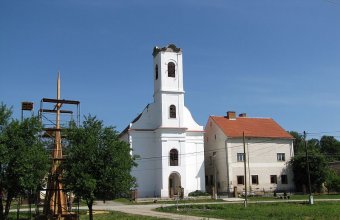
{"left": 0, "top": 185, "right": 4, "bottom": 220}
{"left": 16, "top": 197, "right": 20, "bottom": 220}
{"left": 87, "top": 200, "right": 93, "bottom": 220}
{"left": 4, "top": 193, "right": 13, "bottom": 220}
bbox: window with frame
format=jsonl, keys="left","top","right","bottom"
{"left": 168, "top": 62, "right": 175, "bottom": 77}
{"left": 237, "top": 176, "right": 244, "bottom": 185}
{"left": 237, "top": 153, "right": 244, "bottom": 162}
{"left": 170, "top": 149, "right": 178, "bottom": 166}
{"left": 251, "top": 175, "right": 259, "bottom": 185}
{"left": 281, "top": 175, "right": 288, "bottom": 184}
{"left": 169, "top": 105, "right": 176, "bottom": 118}
{"left": 270, "top": 175, "right": 277, "bottom": 184}
{"left": 155, "top": 65, "right": 158, "bottom": 80}
{"left": 277, "top": 153, "right": 285, "bottom": 161}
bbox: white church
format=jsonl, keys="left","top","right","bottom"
{"left": 120, "top": 44, "right": 205, "bottom": 198}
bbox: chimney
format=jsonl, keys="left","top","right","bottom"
{"left": 239, "top": 113, "right": 247, "bottom": 118}
{"left": 226, "top": 111, "right": 236, "bottom": 120}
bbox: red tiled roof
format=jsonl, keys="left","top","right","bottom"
{"left": 211, "top": 116, "right": 293, "bottom": 139}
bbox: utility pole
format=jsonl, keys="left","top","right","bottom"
{"left": 243, "top": 131, "right": 247, "bottom": 207}
{"left": 304, "top": 131, "right": 313, "bottom": 205}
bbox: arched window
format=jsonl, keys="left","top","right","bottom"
{"left": 168, "top": 62, "right": 175, "bottom": 78}
{"left": 170, "top": 149, "right": 178, "bottom": 166}
{"left": 155, "top": 65, "right": 158, "bottom": 80}
{"left": 169, "top": 105, "right": 176, "bottom": 118}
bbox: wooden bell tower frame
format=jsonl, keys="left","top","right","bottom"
{"left": 39, "top": 73, "right": 80, "bottom": 219}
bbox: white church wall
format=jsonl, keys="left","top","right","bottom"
{"left": 156, "top": 52, "right": 184, "bottom": 93}
{"left": 130, "top": 131, "right": 160, "bottom": 197}
{"left": 121, "top": 45, "right": 205, "bottom": 198}
{"left": 184, "top": 137, "right": 205, "bottom": 195}
{"left": 183, "top": 106, "right": 202, "bottom": 130}
{"left": 160, "top": 93, "right": 183, "bottom": 128}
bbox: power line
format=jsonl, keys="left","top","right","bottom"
{"left": 133, "top": 137, "right": 291, "bottom": 162}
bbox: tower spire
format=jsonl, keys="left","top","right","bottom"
{"left": 57, "top": 71, "right": 60, "bottom": 100}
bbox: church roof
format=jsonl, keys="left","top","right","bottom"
{"left": 119, "top": 112, "right": 143, "bottom": 138}
{"left": 210, "top": 116, "right": 293, "bottom": 139}
{"left": 152, "top": 44, "right": 181, "bottom": 57}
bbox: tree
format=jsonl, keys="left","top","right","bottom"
{"left": 320, "top": 135, "right": 340, "bottom": 161}
{"left": 0, "top": 102, "right": 12, "bottom": 127}
{"left": 325, "top": 169, "right": 340, "bottom": 193}
{"left": 0, "top": 103, "right": 12, "bottom": 219}
{"left": 289, "top": 131, "right": 304, "bottom": 153}
{"left": 62, "top": 116, "right": 136, "bottom": 220}
{"left": 290, "top": 146, "right": 329, "bottom": 193}
{"left": 0, "top": 103, "right": 50, "bottom": 219}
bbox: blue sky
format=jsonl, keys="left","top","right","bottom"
{"left": 1, "top": 0, "right": 339, "bottom": 139}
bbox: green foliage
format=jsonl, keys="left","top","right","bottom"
{"left": 62, "top": 115, "right": 136, "bottom": 220}
{"left": 290, "top": 148, "right": 329, "bottom": 192}
{"left": 289, "top": 131, "right": 304, "bottom": 154}
{"left": 325, "top": 170, "right": 340, "bottom": 193}
{"left": 0, "top": 103, "right": 49, "bottom": 219}
{"left": 320, "top": 136, "right": 340, "bottom": 161}
{"left": 0, "top": 102, "right": 12, "bottom": 127}
{"left": 3, "top": 118, "right": 49, "bottom": 193}
{"left": 188, "top": 190, "right": 210, "bottom": 197}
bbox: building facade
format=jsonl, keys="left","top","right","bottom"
{"left": 120, "top": 45, "right": 205, "bottom": 198}
{"left": 205, "top": 111, "right": 295, "bottom": 196}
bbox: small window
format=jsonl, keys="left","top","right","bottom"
{"left": 210, "top": 175, "right": 213, "bottom": 186}
{"left": 155, "top": 65, "right": 158, "bottom": 80}
{"left": 277, "top": 153, "right": 285, "bottom": 161}
{"left": 169, "top": 105, "right": 176, "bottom": 118}
{"left": 205, "top": 176, "right": 208, "bottom": 186}
{"left": 168, "top": 62, "right": 175, "bottom": 77}
{"left": 170, "top": 149, "right": 178, "bottom": 166}
{"left": 281, "top": 175, "right": 288, "bottom": 184}
{"left": 270, "top": 175, "right": 277, "bottom": 184}
{"left": 237, "top": 153, "right": 244, "bottom": 162}
{"left": 251, "top": 175, "right": 259, "bottom": 185}
{"left": 237, "top": 176, "right": 244, "bottom": 185}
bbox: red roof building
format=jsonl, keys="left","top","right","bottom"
{"left": 210, "top": 114, "right": 293, "bottom": 139}
{"left": 204, "top": 111, "right": 295, "bottom": 196}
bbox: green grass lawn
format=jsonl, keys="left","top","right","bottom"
{"left": 78, "top": 211, "right": 168, "bottom": 220}
{"left": 247, "top": 193, "right": 340, "bottom": 201}
{"left": 157, "top": 202, "right": 340, "bottom": 220}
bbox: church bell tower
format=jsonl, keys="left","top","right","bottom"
{"left": 152, "top": 44, "right": 185, "bottom": 128}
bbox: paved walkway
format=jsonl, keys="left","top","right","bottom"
{"left": 92, "top": 201, "right": 229, "bottom": 220}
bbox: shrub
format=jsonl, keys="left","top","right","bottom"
{"left": 188, "top": 190, "right": 210, "bottom": 197}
